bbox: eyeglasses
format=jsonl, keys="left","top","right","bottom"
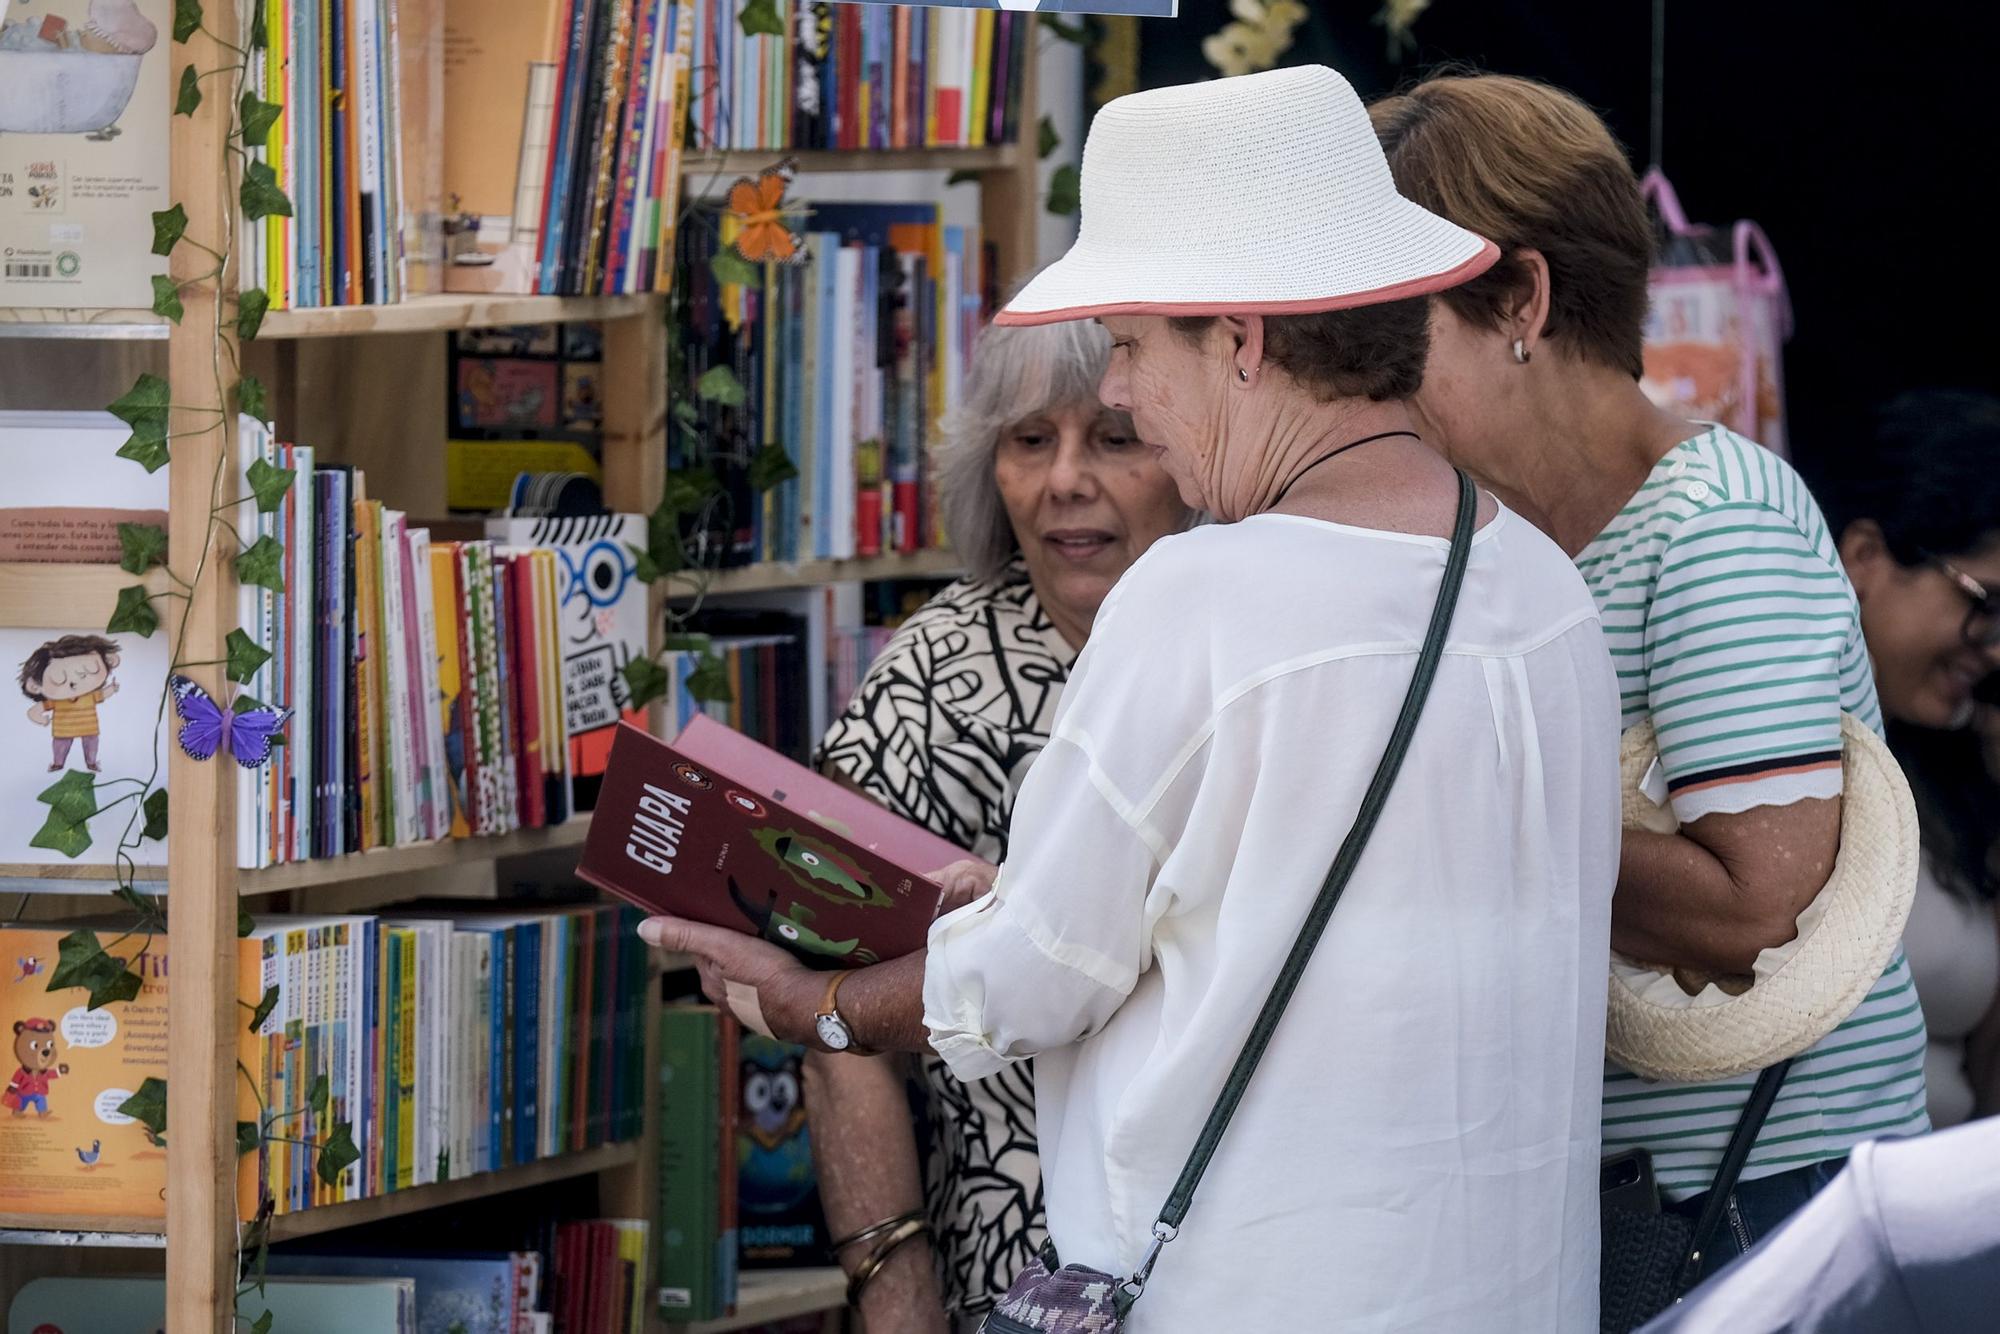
{"left": 1922, "top": 552, "right": 2000, "bottom": 649}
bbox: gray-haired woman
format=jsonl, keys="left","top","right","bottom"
{"left": 806, "top": 317, "right": 1189, "bottom": 1332}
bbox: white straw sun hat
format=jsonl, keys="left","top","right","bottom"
{"left": 996, "top": 64, "right": 1499, "bottom": 327}
{"left": 1608, "top": 713, "right": 1921, "bottom": 1085}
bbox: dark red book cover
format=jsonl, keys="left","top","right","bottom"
{"left": 575, "top": 716, "right": 975, "bottom": 966}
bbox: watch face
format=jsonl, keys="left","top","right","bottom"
{"left": 815, "top": 1012, "right": 852, "bottom": 1051}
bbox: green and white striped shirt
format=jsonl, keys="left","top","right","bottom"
{"left": 1581, "top": 426, "right": 1929, "bottom": 1198}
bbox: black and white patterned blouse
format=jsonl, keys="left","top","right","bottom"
{"left": 816, "top": 562, "right": 1073, "bottom": 1318}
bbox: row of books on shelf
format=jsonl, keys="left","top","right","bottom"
{"left": 676, "top": 200, "right": 983, "bottom": 566}
{"left": 655, "top": 1002, "right": 829, "bottom": 1324}
{"left": 685, "top": 0, "right": 1029, "bottom": 153}
{"left": 0, "top": 906, "right": 649, "bottom": 1223}
{"left": 8, "top": 1224, "right": 650, "bottom": 1333}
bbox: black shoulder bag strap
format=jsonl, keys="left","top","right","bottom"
{"left": 1114, "top": 468, "right": 1480, "bottom": 1316}
{"left": 1675, "top": 1058, "right": 1792, "bottom": 1292}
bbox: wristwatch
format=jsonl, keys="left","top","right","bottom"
{"left": 814, "top": 970, "right": 866, "bottom": 1054}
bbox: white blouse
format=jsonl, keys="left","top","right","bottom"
{"left": 1903, "top": 858, "right": 2000, "bottom": 1127}
{"left": 923, "top": 508, "right": 1621, "bottom": 1332}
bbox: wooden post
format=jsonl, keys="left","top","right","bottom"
{"left": 165, "top": 3, "right": 243, "bottom": 1328}
{"left": 979, "top": 24, "right": 1044, "bottom": 294}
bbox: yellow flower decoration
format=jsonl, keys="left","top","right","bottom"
{"left": 1203, "top": 0, "right": 1309, "bottom": 78}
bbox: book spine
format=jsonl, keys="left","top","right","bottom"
{"left": 397, "top": 928, "right": 418, "bottom": 1190}
{"left": 654, "top": 1008, "right": 720, "bottom": 1319}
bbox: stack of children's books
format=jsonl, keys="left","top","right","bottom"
{"left": 0, "top": 906, "right": 650, "bottom": 1225}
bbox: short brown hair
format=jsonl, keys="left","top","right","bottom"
{"left": 1168, "top": 298, "right": 1431, "bottom": 404}
{"left": 1370, "top": 74, "right": 1651, "bottom": 379}
{"left": 19, "top": 634, "right": 119, "bottom": 700}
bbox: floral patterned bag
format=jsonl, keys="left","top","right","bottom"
{"left": 979, "top": 472, "right": 1479, "bottom": 1333}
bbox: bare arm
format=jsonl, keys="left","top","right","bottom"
{"left": 803, "top": 1052, "right": 946, "bottom": 1333}
{"left": 1613, "top": 797, "right": 1841, "bottom": 977}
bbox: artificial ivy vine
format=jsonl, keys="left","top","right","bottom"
{"left": 35, "top": 2, "right": 357, "bottom": 1327}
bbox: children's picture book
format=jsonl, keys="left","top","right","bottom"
{"left": 0, "top": 412, "right": 169, "bottom": 564}
{"left": 0, "top": 623, "right": 171, "bottom": 865}
{"left": 7, "top": 1275, "right": 418, "bottom": 1333}
{"left": 575, "top": 715, "right": 972, "bottom": 966}
{"left": 266, "top": 1252, "right": 530, "bottom": 1334}
{"left": 0, "top": 0, "right": 173, "bottom": 309}
{"left": 736, "top": 1034, "right": 828, "bottom": 1269}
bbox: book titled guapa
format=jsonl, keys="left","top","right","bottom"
{"left": 576, "top": 717, "right": 972, "bottom": 966}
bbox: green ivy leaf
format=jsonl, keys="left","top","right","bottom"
{"left": 47, "top": 928, "right": 112, "bottom": 993}
{"left": 113, "top": 884, "right": 161, "bottom": 925}
{"left": 117, "top": 522, "right": 168, "bottom": 575}
{"left": 236, "top": 373, "right": 270, "bottom": 421}
{"left": 249, "top": 0, "right": 268, "bottom": 49}
{"left": 316, "top": 1123, "right": 360, "bottom": 1187}
{"left": 239, "top": 91, "right": 281, "bottom": 148}
{"left": 237, "top": 287, "right": 270, "bottom": 341}
{"left": 107, "top": 584, "right": 160, "bottom": 638}
{"left": 710, "top": 248, "right": 762, "bottom": 288}
{"left": 143, "top": 787, "right": 169, "bottom": 842}
{"left": 109, "top": 372, "right": 170, "bottom": 429}
{"left": 175, "top": 65, "right": 202, "bottom": 117}
{"left": 237, "top": 905, "right": 255, "bottom": 937}
{"left": 235, "top": 534, "right": 286, "bottom": 593}
{"left": 308, "top": 1073, "right": 329, "bottom": 1116}
{"left": 172, "top": 0, "right": 202, "bottom": 42}
{"left": 625, "top": 542, "right": 661, "bottom": 585}
{"left": 116, "top": 425, "right": 169, "bottom": 473}
{"left": 226, "top": 630, "right": 272, "bottom": 684}
{"left": 738, "top": 0, "right": 783, "bottom": 37}
{"left": 621, "top": 655, "right": 670, "bottom": 710}
{"left": 151, "top": 203, "right": 189, "bottom": 257}
{"left": 671, "top": 399, "right": 700, "bottom": 429}
{"left": 119, "top": 1077, "right": 168, "bottom": 1142}
{"left": 685, "top": 652, "right": 734, "bottom": 706}
{"left": 89, "top": 966, "right": 142, "bottom": 1010}
{"left": 240, "top": 160, "right": 293, "bottom": 223}
{"left": 695, "top": 364, "right": 746, "bottom": 408}
{"left": 663, "top": 468, "right": 720, "bottom": 514}
{"left": 1038, "top": 115, "right": 1060, "bottom": 160}
{"left": 944, "top": 169, "right": 980, "bottom": 187}
{"left": 1039, "top": 12, "right": 1090, "bottom": 43}
{"left": 237, "top": 1120, "right": 261, "bottom": 1157}
{"left": 661, "top": 633, "right": 713, "bottom": 654}
{"left": 29, "top": 805, "right": 93, "bottom": 858}
{"left": 249, "top": 983, "right": 280, "bottom": 1033}
{"left": 250, "top": 1312, "right": 273, "bottom": 1334}
{"left": 748, "top": 442, "right": 799, "bottom": 493}
{"left": 1046, "top": 164, "right": 1081, "bottom": 217}
{"left": 150, "top": 274, "right": 184, "bottom": 324}
{"left": 245, "top": 456, "right": 295, "bottom": 512}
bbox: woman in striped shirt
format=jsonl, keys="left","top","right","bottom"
{"left": 1371, "top": 74, "right": 1930, "bottom": 1289}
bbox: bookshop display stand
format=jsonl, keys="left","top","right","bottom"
{"left": 0, "top": 6, "right": 1041, "bottom": 1330}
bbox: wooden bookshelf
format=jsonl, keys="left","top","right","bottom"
{"left": 0, "top": 7, "right": 1045, "bottom": 1328}
{"left": 687, "top": 549, "right": 964, "bottom": 597}
{"left": 665, "top": 1268, "right": 848, "bottom": 1334}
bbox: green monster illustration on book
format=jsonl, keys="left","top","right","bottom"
{"left": 730, "top": 826, "right": 895, "bottom": 968}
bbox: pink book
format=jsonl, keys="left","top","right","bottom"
{"left": 576, "top": 716, "right": 980, "bottom": 965}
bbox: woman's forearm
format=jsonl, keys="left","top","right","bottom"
{"left": 803, "top": 1052, "right": 947, "bottom": 1333}
{"left": 770, "top": 950, "right": 934, "bottom": 1054}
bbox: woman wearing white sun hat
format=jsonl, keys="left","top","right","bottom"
{"left": 639, "top": 64, "right": 1620, "bottom": 1330}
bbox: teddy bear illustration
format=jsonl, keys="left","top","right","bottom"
{"left": 4, "top": 1017, "right": 68, "bottom": 1118}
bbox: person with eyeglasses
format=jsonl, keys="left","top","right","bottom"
{"left": 1810, "top": 389, "right": 2000, "bottom": 1129}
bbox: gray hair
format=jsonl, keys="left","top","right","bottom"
{"left": 934, "top": 319, "right": 1127, "bottom": 584}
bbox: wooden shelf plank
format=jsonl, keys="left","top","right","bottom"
{"left": 664, "top": 1268, "right": 847, "bottom": 1333}
{"left": 681, "top": 146, "right": 1017, "bottom": 180}
{"left": 240, "top": 816, "right": 593, "bottom": 895}
{"left": 683, "top": 550, "right": 962, "bottom": 597}
{"left": 0, "top": 815, "right": 589, "bottom": 891}
{"left": 0, "top": 1143, "right": 639, "bottom": 1244}
{"left": 0, "top": 295, "right": 658, "bottom": 342}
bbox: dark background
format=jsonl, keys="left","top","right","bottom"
{"left": 1129, "top": 0, "right": 1997, "bottom": 477}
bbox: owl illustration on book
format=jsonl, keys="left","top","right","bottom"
{"left": 738, "top": 1036, "right": 816, "bottom": 1217}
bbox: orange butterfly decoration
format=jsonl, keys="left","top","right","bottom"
{"left": 726, "top": 161, "right": 802, "bottom": 264}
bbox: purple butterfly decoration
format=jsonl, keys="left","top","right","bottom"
{"left": 169, "top": 674, "right": 291, "bottom": 768}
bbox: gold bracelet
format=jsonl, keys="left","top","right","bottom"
{"left": 830, "top": 1207, "right": 926, "bottom": 1255}
{"left": 844, "top": 1216, "right": 931, "bottom": 1309}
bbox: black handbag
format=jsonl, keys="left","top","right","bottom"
{"left": 1598, "top": 1060, "right": 1791, "bottom": 1334}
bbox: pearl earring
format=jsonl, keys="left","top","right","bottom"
{"left": 1512, "top": 339, "right": 1532, "bottom": 365}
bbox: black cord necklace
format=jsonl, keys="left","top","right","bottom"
{"left": 1268, "top": 430, "right": 1422, "bottom": 510}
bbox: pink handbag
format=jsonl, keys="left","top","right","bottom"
{"left": 1639, "top": 169, "right": 1794, "bottom": 458}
